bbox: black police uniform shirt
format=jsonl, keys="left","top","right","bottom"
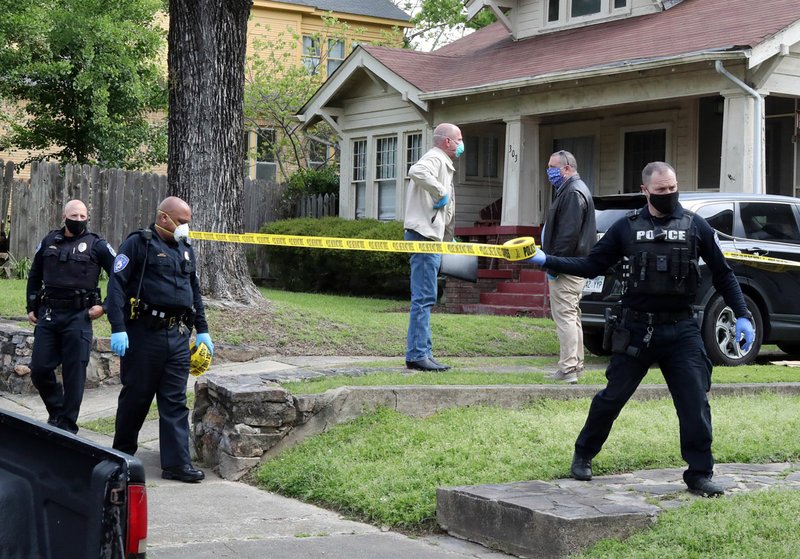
{"left": 26, "top": 228, "right": 117, "bottom": 312}
{"left": 105, "top": 224, "right": 209, "bottom": 335}
{"left": 542, "top": 204, "right": 748, "bottom": 316}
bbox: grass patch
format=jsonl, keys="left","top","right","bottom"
{"left": 578, "top": 489, "right": 800, "bottom": 558}
{"left": 279, "top": 361, "right": 800, "bottom": 394}
{"left": 255, "top": 394, "right": 800, "bottom": 531}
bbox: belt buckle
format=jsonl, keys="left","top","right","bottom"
{"left": 167, "top": 316, "right": 177, "bottom": 329}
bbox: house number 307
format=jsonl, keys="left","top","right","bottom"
{"left": 508, "top": 145, "right": 518, "bottom": 163}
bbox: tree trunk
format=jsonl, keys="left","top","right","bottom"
{"left": 168, "top": 0, "right": 260, "bottom": 303}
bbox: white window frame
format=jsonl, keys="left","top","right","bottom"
{"left": 375, "top": 135, "right": 398, "bottom": 221}
{"left": 351, "top": 138, "right": 367, "bottom": 219}
{"left": 302, "top": 35, "right": 321, "bottom": 75}
{"left": 254, "top": 128, "right": 277, "bottom": 181}
{"left": 462, "top": 132, "right": 503, "bottom": 185}
{"left": 326, "top": 39, "right": 345, "bottom": 77}
{"left": 404, "top": 131, "right": 423, "bottom": 175}
{"left": 545, "top": 0, "right": 629, "bottom": 27}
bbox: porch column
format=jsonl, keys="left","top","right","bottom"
{"left": 720, "top": 92, "right": 763, "bottom": 193}
{"left": 501, "top": 116, "right": 541, "bottom": 226}
{"left": 338, "top": 137, "right": 353, "bottom": 218}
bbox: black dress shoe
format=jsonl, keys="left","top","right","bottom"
{"left": 571, "top": 453, "right": 593, "bottom": 481}
{"left": 162, "top": 464, "right": 205, "bottom": 483}
{"left": 405, "top": 358, "right": 446, "bottom": 371}
{"left": 428, "top": 357, "right": 451, "bottom": 371}
{"left": 686, "top": 477, "right": 724, "bottom": 497}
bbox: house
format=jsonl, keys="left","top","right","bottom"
{"left": 0, "top": 0, "right": 411, "bottom": 180}
{"left": 297, "top": 0, "right": 800, "bottom": 315}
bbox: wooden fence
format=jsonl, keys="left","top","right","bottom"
{"left": 0, "top": 160, "right": 289, "bottom": 278}
{"left": 294, "top": 193, "right": 338, "bottom": 218}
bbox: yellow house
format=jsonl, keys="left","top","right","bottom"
{"left": 0, "top": 0, "right": 410, "bottom": 180}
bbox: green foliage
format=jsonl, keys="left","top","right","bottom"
{"left": 282, "top": 166, "right": 339, "bottom": 216}
{"left": 261, "top": 217, "right": 409, "bottom": 295}
{"left": 0, "top": 0, "right": 167, "bottom": 170}
{"left": 397, "top": 0, "right": 497, "bottom": 49}
{"left": 3, "top": 253, "right": 32, "bottom": 279}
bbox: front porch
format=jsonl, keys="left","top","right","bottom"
{"left": 443, "top": 224, "right": 552, "bottom": 318}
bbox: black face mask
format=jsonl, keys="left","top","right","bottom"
{"left": 65, "top": 218, "right": 87, "bottom": 236}
{"left": 649, "top": 191, "right": 679, "bottom": 215}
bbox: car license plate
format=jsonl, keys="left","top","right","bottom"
{"left": 583, "top": 276, "right": 604, "bottom": 294}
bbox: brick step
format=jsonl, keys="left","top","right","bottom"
{"left": 477, "top": 268, "right": 514, "bottom": 280}
{"left": 480, "top": 292, "right": 546, "bottom": 307}
{"left": 520, "top": 268, "right": 547, "bottom": 283}
{"left": 461, "top": 304, "right": 549, "bottom": 318}
{"left": 496, "top": 281, "right": 546, "bottom": 294}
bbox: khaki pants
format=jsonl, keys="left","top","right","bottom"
{"left": 548, "top": 274, "right": 587, "bottom": 373}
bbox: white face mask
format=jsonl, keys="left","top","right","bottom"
{"left": 173, "top": 223, "right": 190, "bottom": 243}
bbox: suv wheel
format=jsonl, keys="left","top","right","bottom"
{"left": 702, "top": 294, "right": 762, "bottom": 366}
{"left": 583, "top": 330, "right": 611, "bottom": 356}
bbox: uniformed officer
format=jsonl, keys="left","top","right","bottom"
{"left": 528, "top": 161, "right": 755, "bottom": 497}
{"left": 107, "top": 196, "right": 214, "bottom": 483}
{"left": 26, "top": 199, "right": 116, "bottom": 433}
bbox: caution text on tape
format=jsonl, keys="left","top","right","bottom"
{"left": 189, "top": 231, "right": 538, "bottom": 261}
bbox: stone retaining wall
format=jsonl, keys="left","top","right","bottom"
{"left": 191, "top": 372, "right": 800, "bottom": 481}
{"left": 0, "top": 319, "right": 118, "bottom": 394}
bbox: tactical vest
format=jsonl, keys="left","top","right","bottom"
{"left": 41, "top": 231, "right": 101, "bottom": 291}
{"left": 622, "top": 212, "right": 701, "bottom": 297}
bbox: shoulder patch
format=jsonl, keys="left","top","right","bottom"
{"left": 106, "top": 242, "right": 117, "bottom": 257}
{"left": 113, "top": 254, "right": 130, "bottom": 273}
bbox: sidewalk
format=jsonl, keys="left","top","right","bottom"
{"left": 0, "top": 356, "right": 510, "bottom": 559}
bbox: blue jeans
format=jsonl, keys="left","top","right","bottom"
{"left": 405, "top": 229, "right": 441, "bottom": 362}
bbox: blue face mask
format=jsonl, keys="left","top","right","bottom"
{"left": 455, "top": 141, "right": 465, "bottom": 158}
{"left": 547, "top": 167, "right": 563, "bottom": 188}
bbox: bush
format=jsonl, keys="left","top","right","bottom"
{"left": 286, "top": 166, "right": 339, "bottom": 197}
{"left": 261, "top": 217, "right": 410, "bottom": 296}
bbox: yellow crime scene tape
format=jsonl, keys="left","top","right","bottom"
{"left": 722, "top": 251, "right": 800, "bottom": 272}
{"left": 189, "top": 231, "right": 538, "bottom": 261}
{"left": 189, "top": 231, "right": 800, "bottom": 271}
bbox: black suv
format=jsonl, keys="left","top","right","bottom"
{"left": 580, "top": 192, "right": 800, "bottom": 366}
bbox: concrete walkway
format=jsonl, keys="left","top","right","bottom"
{"left": 2, "top": 355, "right": 799, "bottom": 558}
{"left": 0, "top": 356, "right": 509, "bottom": 559}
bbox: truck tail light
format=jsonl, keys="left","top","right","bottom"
{"left": 126, "top": 483, "right": 148, "bottom": 558}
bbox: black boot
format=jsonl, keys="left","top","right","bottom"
{"left": 570, "top": 454, "right": 592, "bottom": 481}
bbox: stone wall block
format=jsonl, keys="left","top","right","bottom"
{"left": 228, "top": 401, "right": 296, "bottom": 427}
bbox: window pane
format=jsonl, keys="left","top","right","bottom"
{"left": 355, "top": 183, "right": 366, "bottom": 219}
{"left": 571, "top": 0, "right": 601, "bottom": 17}
{"left": 406, "top": 133, "right": 422, "bottom": 173}
{"left": 328, "top": 39, "right": 344, "bottom": 59}
{"left": 623, "top": 129, "right": 666, "bottom": 193}
{"left": 614, "top": 0, "right": 627, "bottom": 8}
{"left": 465, "top": 136, "right": 479, "bottom": 176}
{"left": 302, "top": 35, "right": 321, "bottom": 74}
{"left": 378, "top": 180, "right": 396, "bottom": 220}
{"left": 255, "top": 163, "right": 276, "bottom": 181}
{"left": 696, "top": 203, "right": 733, "bottom": 237}
{"left": 548, "top": 0, "right": 560, "bottom": 21}
{"left": 741, "top": 202, "right": 800, "bottom": 242}
{"left": 256, "top": 129, "right": 275, "bottom": 163}
{"left": 483, "top": 137, "right": 499, "bottom": 178}
{"left": 375, "top": 137, "right": 397, "bottom": 180}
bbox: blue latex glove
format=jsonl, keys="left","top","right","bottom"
{"left": 735, "top": 317, "right": 755, "bottom": 352}
{"left": 526, "top": 249, "right": 547, "bottom": 266}
{"left": 196, "top": 332, "right": 214, "bottom": 356}
{"left": 546, "top": 272, "right": 558, "bottom": 281}
{"left": 110, "top": 332, "right": 129, "bottom": 357}
{"left": 433, "top": 194, "right": 449, "bottom": 209}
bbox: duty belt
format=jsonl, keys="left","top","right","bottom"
{"left": 626, "top": 308, "right": 694, "bottom": 325}
{"left": 134, "top": 302, "right": 188, "bottom": 330}
{"left": 43, "top": 294, "right": 97, "bottom": 310}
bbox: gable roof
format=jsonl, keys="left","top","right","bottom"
{"left": 362, "top": 0, "right": 800, "bottom": 97}
{"left": 276, "top": 0, "right": 411, "bottom": 22}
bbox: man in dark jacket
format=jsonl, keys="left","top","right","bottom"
{"left": 540, "top": 150, "right": 596, "bottom": 383}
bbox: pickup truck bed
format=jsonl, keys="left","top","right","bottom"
{"left": 0, "top": 409, "right": 147, "bottom": 559}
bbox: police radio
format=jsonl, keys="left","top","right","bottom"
{"left": 130, "top": 229, "right": 153, "bottom": 320}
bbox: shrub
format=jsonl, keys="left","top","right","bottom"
{"left": 261, "top": 217, "right": 409, "bottom": 296}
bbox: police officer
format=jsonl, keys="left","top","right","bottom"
{"left": 107, "top": 196, "right": 214, "bottom": 483}
{"left": 528, "top": 161, "right": 755, "bottom": 497}
{"left": 26, "top": 199, "right": 116, "bottom": 433}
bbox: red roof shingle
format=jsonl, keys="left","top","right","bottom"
{"left": 363, "top": 0, "right": 799, "bottom": 93}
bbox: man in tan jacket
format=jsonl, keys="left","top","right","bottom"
{"left": 403, "top": 122, "right": 463, "bottom": 371}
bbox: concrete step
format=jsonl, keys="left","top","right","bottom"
{"left": 460, "top": 304, "right": 549, "bottom": 318}
{"left": 520, "top": 269, "right": 546, "bottom": 283}
{"left": 480, "top": 292, "right": 546, "bottom": 307}
{"left": 437, "top": 463, "right": 800, "bottom": 558}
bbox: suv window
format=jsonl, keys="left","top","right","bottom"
{"left": 694, "top": 202, "right": 734, "bottom": 237}
{"left": 741, "top": 202, "right": 800, "bottom": 243}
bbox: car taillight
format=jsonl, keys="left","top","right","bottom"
{"left": 126, "top": 484, "right": 147, "bottom": 558}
